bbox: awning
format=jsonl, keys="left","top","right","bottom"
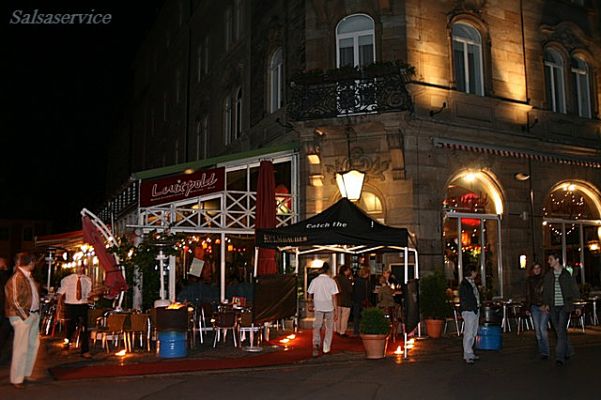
{"left": 433, "top": 138, "right": 601, "bottom": 168}
{"left": 35, "top": 230, "right": 83, "bottom": 249}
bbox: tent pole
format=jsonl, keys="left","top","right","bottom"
{"left": 220, "top": 232, "right": 226, "bottom": 302}
{"left": 169, "top": 255, "right": 176, "bottom": 302}
{"left": 253, "top": 247, "right": 259, "bottom": 277}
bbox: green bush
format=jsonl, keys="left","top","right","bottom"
{"left": 359, "top": 307, "right": 390, "bottom": 335}
{"left": 420, "top": 269, "right": 451, "bottom": 320}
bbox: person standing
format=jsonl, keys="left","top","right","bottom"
{"left": 334, "top": 265, "right": 353, "bottom": 336}
{"left": 459, "top": 264, "right": 480, "bottom": 364}
{"left": 5, "top": 252, "right": 41, "bottom": 389}
{"left": 0, "top": 257, "right": 13, "bottom": 364}
{"left": 542, "top": 253, "right": 580, "bottom": 366}
{"left": 525, "top": 262, "right": 549, "bottom": 359}
{"left": 351, "top": 267, "right": 371, "bottom": 336}
{"left": 307, "top": 262, "right": 338, "bottom": 357}
{"left": 57, "top": 265, "right": 93, "bottom": 359}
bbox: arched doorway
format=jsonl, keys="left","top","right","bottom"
{"left": 442, "top": 170, "right": 505, "bottom": 298}
{"left": 543, "top": 181, "right": 601, "bottom": 290}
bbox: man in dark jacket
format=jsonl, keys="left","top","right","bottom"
{"left": 542, "top": 253, "right": 580, "bottom": 366}
{"left": 459, "top": 264, "right": 480, "bottom": 364}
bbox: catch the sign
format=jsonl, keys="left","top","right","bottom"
{"left": 140, "top": 167, "right": 225, "bottom": 207}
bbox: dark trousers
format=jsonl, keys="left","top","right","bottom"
{"left": 548, "top": 306, "right": 574, "bottom": 362}
{"left": 65, "top": 304, "right": 89, "bottom": 354}
{"left": 0, "top": 316, "right": 12, "bottom": 361}
{"left": 352, "top": 301, "right": 363, "bottom": 335}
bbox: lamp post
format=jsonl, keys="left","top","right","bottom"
{"left": 336, "top": 126, "right": 365, "bottom": 201}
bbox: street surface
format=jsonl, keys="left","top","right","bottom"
{"left": 1, "top": 328, "right": 599, "bottom": 400}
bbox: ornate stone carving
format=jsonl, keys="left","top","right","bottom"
{"left": 324, "top": 146, "right": 390, "bottom": 181}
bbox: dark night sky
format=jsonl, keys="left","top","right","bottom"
{"left": 2, "top": 0, "right": 163, "bottom": 232}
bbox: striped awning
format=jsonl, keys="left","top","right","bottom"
{"left": 433, "top": 138, "right": 601, "bottom": 169}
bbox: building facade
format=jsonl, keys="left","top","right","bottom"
{"left": 106, "top": 0, "right": 601, "bottom": 298}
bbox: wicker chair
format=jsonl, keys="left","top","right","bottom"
{"left": 127, "top": 313, "right": 151, "bottom": 351}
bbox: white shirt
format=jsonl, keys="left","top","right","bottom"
{"left": 58, "top": 273, "right": 92, "bottom": 304}
{"left": 19, "top": 267, "right": 39, "bottom": 312}
{"left": 308, "top": 274, "right": 339, "bottom": 312}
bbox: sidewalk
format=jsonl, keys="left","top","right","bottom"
{"left": 1, "top": 325, "right": 600, "bottom": 383}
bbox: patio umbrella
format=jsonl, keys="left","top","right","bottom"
{"left": 255, "top": 160, "right": 277, "bottom": 275}
{"left": 82, "top": 215, "right": 128, "bottom": 298}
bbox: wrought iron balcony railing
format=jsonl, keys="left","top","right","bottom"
{"left": 288, "top": 72, "right": 413, "bottom": 121}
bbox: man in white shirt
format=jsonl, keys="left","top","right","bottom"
{"left": 307, "top": 262, "right": 338, "bottom": 357}
{"left": 57, "top": 265, "right": 93, "bottom": 358}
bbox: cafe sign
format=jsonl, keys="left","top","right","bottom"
{"left": 140, "top": 167, "right": 225, "bottom": 207}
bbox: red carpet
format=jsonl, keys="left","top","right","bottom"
{"left": 49, "top": 330, "right": 366, "bottom": 380}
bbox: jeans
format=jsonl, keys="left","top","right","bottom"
{"left": 530, "top": 305, "right": 549, "bottom": 356}
{"left": 461, "top": 311, "right": 479, "bottom": 360}
{"left": 548, "top": 306, "right": 574, "bottom": 362}
{"left": 313, "top": 310, "right": 334, "bottom": 353}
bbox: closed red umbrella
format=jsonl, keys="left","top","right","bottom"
{"left": 82, "top": 215, "right": 128, "bottom": 298}
{"left": 255, "top": 160, "right": 277, "bottom": 275}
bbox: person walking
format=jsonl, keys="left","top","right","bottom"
{"left": 525, "top": 262, "right": 549, "bottom": 359}
{"left": 351, "top": 267, "right": 371, "bottom": 336}
{"left": 307, "top": 262, "right": 338, "bottom": 357}
{"left": 459, "top": 264, "right": 480, "bottom": 364}
{"left": 542, "top": 253, "right": 580, "bottom": 366}
{"left": 334, "top": 265, "right": 352, "bottom": 336}
{"left": 5, "top": 252, "right": 41, "bottom": 389}
{"left": 57, "top": 265, "right": 93, "bottom": 358}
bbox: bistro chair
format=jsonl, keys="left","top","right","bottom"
{"left": 213, "top": 310, "right": 238, "bottom": 348}
{"left": 444, "top": 303, "right": 463, "bottom": 336}
{"left": 95, "top": 313, "right": 129, "bottom": 353}
{"left": 127, "top": 313, "right": 152, "bottom": 352}
{"left": 198, "top": 303, "right": 215, "bottom": 344}
{"left": 567, "top": 304, "right": 586, "bottom": 333}
{"left": 238, "top": 310, "right": 261, "bottom": 347}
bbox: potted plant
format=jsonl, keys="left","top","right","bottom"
{"left": 359, "top": 307, "right": 390, "bottom": 359}
{"left": 420, "top": 269, "right": 450, "bottom": 338}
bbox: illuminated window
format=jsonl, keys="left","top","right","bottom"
{"left": 452, "top": 23, "right": 484, "bottom": 96}
{"left": 571, "top": 56, "right": 591, "bottom": 118}
{"left": 544, "top": 48, "right": 566, "bottom": 113}
{"left": 336, "top": 14, "right": 375, "bottom": 68}
{"left": 358, "top": 191, "right": 383, "bottom": 215}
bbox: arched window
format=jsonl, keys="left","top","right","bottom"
{"left": 234, "top": 87, "right": 243, "bottom": 139}
{"left": 269, "top": 48, "right": 284, "bottom": 113}
{"left": 543, "top": 182, "right": 601, "bottom": 289}
{"left": 223, "top": 95, "right": 232, "bottom": 145}
{"left": 571, "top": 56, "right": 592, "bottom": 118}
{"left": 336, "top": 14, "right": 375, "bottom": 68}
{"left": 452, "top": 23, "right": 484, "bottom": 96}
{"left": 544, "top": 48, "right": 566, "bottom": 113}
{"left": 443, "top": 170, "right": 504, "bottom": 296}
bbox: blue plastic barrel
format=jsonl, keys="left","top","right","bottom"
{"left": 158, "top": 330, "right": 187, "bottom": 358}
{"left": 476, "top": 325, "right": 502, "bottom": 351}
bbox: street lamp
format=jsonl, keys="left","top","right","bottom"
{"left": 336, "top": 126, "right": 365, "bottom": 201}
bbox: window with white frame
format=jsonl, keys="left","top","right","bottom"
{"left": 544, "top": 48, "right": 566, "bottom": 113}
{"left": 225, "top": 8, "right": 232, "bottom": 51}
{"left": 336, "top": 14, "right": 375, "bottom": 68}
{"left": 452, "top": 22, "right": 484, "bottom": 96}
{"left": 571, "top": 56, "right": 591, "bottom": 118}
{"left": 224, "top": 95, "right": 232, "bottom": 145}
{"left": 234, "top": 87, "right": 243, "bottom": 140}
{"left": 269, "top": 48, "right": 284, "bottom": 113}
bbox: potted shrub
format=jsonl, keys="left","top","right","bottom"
{"left": 359, "top": 307, "right": 390, "bottom": 359}
{"left": 420, "top": 269, "right": 450, "bottom": 338}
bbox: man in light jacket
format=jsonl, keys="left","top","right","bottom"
{"left": 5, "top": 252, "right": 40, "bottom": 389}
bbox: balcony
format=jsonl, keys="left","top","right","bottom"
{"left": 288, "top": 65, "right": 413, "bottom": 121}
